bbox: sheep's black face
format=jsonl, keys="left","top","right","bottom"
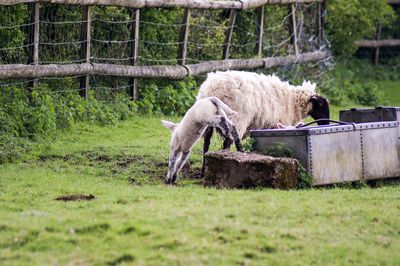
{"left": 308, "top": 95, "right": 330, "bottom": 125}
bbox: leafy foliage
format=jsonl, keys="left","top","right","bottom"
{"left": 326, "top": 0, "right": 395, "bottom": 57}
{"left": 262, "top": 142, "right": 295, "bottom": 158}
{"left": 242, "top": 138, "right": 256, "bottom": 152}
{"left": 0, "top": 5, "right": 28, "bottom": 64}
{"left": 319, "top": 60, "right": 389, "bottom": 106}
{"left": 137, "top": 77, "right": 198, "bottom": 116}
{"left": 0, "top": 84, "right": 136, "bottom": 163}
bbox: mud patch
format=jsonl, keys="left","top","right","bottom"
{"left": 38, "top": 154, "right": 70, "bottom": 162}
{"left": 157, "top": 162, "right": 202, "bottom": 180}
{"left": 39, "top": 151, "right": 149, "bottom": 168}
{"left": 55, "top": 194, "right": 96, "bottom": 201}
{"left": 181, "top": 163, "right": 202, "bottom": 179}
{"left": 107, "top": 254, "right": 135, "bottom": 266}
{"left": 39, "top": 150, "right": 202, "bottom": 185}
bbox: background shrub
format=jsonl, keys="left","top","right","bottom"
{"left": 326, "top": 0, "right": 395, "bottom": 57}
{"left": 0, "top": 84, "right": 136, "bottom": 163}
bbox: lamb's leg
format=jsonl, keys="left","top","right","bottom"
{"left": 166, "top": 150, "right": 179, "bottom": 185}
{"left": 172, "top": 151, "right": 191, "bottom": 183}
{"left": 214, "top": 116, "right": 233, "bottom": 150}
{"left": 201, "top": 127, "right": 213, "bottom": 178}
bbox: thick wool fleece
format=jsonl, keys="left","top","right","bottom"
{"left": 197, "top": 70, "right": 318, "bottom": 138}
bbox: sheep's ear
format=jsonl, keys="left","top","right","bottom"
{"left": 309, "top": 95, "right": 318, "bottom": 102}
{"left": 302, "top": 80, "right": 316, "bottom": 91}
{"left": 309, "top": 94, "right": 328, "bottom": 107}
{"left": 161, "top": 120, "right": 177, "bottom": 130}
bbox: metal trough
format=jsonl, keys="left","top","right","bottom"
{"left": 250, "top": 108, "right": 400, "bottom": 186}
{"left": 340, "top": 106, "right": 400, "bottom": 124}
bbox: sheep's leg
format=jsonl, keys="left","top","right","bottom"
{"left": 203, "top": 126, "right": 214, "bottom": 154}
{"left": 228, "top": 123, "right": 243, "bottom": 152}
{"left": 201, "top": 127, "right": 214, "bottom": 178}
{"left": 172, "top": 151, "right": 191, "bottom": 183}
{"left": 166, "top": 150, "right": 180, "bottom": 185}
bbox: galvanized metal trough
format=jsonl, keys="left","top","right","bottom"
{"left": 250, "top": 107, "right": 400, "bottom": 186}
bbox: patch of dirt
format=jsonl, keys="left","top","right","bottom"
{"left": 38, "top": 154, "right": 71, "bottom": 162}
{"left": 155, "top": 162, "right": 202, "bottom": 182}
{"left": 39, "top": 150, "right": 203, "bottom": 185}
{"left": 155, "top": 162, "right": 167, "bottom": 168}
{"left": 116, "top": 158, "right": 137, "bottom": 168}
{"left": 180, "top": 163, "right": 202, "bottom": 179}
{"left": 55, "top": 194, "right": 96, "bottom": 201}
{"left": 107, "top": 254, "right": 135, "bottom": 266}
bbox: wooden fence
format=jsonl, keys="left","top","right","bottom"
{"left": 1, "top": 0, "right": 327, "bottom": 100}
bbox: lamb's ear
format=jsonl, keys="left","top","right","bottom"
{"left": 161, "top": 120, "right": 177, "bottom": 130}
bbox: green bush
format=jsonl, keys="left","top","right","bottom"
{"left": 326, "top": 0, "right": 395, "bottom": 57}
{"left": 318, "top": 60, "right": 389, "bottom": 106}
{"left": 0, "top": 84, "right": 137, "bottom": 163}
{"left": 320, "top": 78, "right": 386, "bottom": 106}
{"left": 137, "top": 78, "right": 198, "bottom": 116}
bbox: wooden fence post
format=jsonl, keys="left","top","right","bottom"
{"left": 288, "top": 4, "right": 298, "bottom": 55}
{"left": 373, "top": 23, "right": 382, "bottom": 65}
{"left": 79, "top": 5, "right": 91, "bottom": 98}
{"left": 222, "top": 9, "right": 237, "bottom": 60}
{"left": 317, "top": 0, "right": 326, "bottom": 49}
{"left": 255, "top": 5, "right": 264, "bottom": 57}
{"left": 177, "top": 8, "right": 191, "bottom": 65}
{"left": 315, "top": 1, "right": 321, "bottom": 48}
{"left": 129, "top": 9, "right": 140, "bottom": 100}
{"left": 27, "top": 2, "right": 40, "bottom": 88}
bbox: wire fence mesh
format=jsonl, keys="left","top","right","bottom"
{"left": 0, "top": 2, "right": 334, "bottom": 104}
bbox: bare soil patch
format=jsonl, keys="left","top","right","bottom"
{"left": 55, "top": 194, "right": 96, "bottom": 201}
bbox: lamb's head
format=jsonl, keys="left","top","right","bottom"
{"left": 307, "top": 94, "right": 330, "bottom": 125}
{"left": 161, "top": 120, "right": 179, "bottom": 132}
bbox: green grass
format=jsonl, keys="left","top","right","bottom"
{"left": 1, "top": 107, "right": 400, "bottom": 265}
{"left": 376, "top": 80, "right": 400, "bottom": 106}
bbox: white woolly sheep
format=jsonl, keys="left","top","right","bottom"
{"left": 162, "top": 96, "right": 243, "bottom": 184}
{"left": 197, "top": 70, "right": 330, "bottom": 155}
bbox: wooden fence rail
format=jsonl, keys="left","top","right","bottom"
{"left": 0, "top": 52, "right": 328, "bottom": 79}
{"left": 354, "top": 39, "right": 400, "bottom": 48}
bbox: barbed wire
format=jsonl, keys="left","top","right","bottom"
{"left": 0, "top": 21, "right": 37, "bottom": 29}
{"left": 40, "top": 40, "right": 85, "bottom": 46}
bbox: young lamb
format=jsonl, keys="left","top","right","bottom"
{"left": 162, "top": 96, "right": 243, "bottom": 185}
{"left": 197, "top": 70, "right": 330, "bottom": 154}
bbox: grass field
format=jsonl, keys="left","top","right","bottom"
{"left": 1, "top": 102, "right": 400, "bottom": 265}
{"left": 377, "top": 80, "right": 400, "bottom": 106}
